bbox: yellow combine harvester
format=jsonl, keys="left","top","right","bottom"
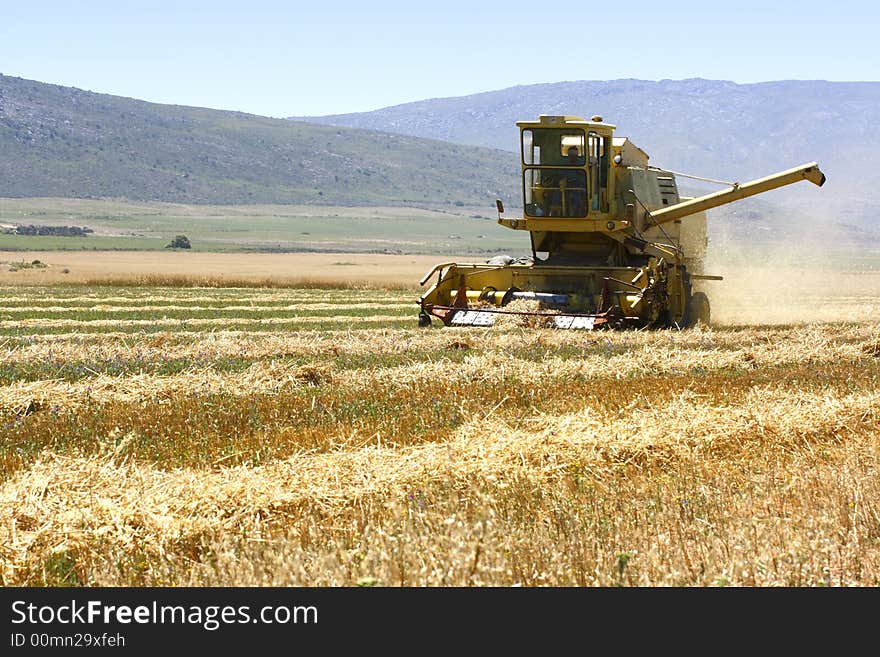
{"left": 418, "top": 114, "right": 825, "bottom": 329}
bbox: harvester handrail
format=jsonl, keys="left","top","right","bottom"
{"left": 419, "top": 263, "right": 455, "bottom": 286}
{"left": 647, "top": 166, "right": 736, "bottom": 187}
{"left": 419, "top": 262, "right": 497, "bottom": 286}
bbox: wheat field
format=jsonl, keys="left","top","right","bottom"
{"left": 0, "top": 271, "right": 879, "bottom": 587}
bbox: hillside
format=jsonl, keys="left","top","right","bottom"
{"left": 292, "top": 78, "right": 880, "bottom": 225}
{"left": 0, "top": 74, "right": 518, "bottom": 207}
{"left": 2, "top": 74, "right": 877, "bottom": 260}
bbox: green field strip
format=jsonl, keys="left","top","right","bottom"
{"left": 0, "top": 317, "right": 418, "bottom": 336}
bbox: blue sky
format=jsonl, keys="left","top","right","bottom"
{"left": 2, "top": 0, "right": 877, "bottom": 118}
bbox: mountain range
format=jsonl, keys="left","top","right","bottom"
{"left": 293, "top": 78, "right": 880, "bottom": 224}
{"left": 0, "top": 73, "right": 517, "bottom": 207}
{"left": 1, "top": 74, "right": 878, "bottom": 239}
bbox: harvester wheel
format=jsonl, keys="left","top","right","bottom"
{"left": 418, "top": 312, "right": 432, "bottom": 328}
{"left": 684, "top": 292, "right": 711, "bottom": 328}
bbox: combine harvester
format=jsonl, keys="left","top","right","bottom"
{"left": 418, "top": 114, "right": 825, "bottom": 329}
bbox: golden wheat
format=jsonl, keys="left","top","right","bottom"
{"left": 2, "top": 382, "right": 877, "bottom": 586}
{"left": 1, "top": 321, "right": 875, "bottom": 365}
{"left": 0, "top": 282, "right": 878, "bottom": 587}
{"left": 0, "top": 324, "right": 874, "bottom": 414}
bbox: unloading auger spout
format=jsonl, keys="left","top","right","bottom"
{"left": 647, "top": 162, "right": 825, "bottom": 226}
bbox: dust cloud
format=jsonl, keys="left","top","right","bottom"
{"left": 701, "top": 216, "right": 880, "bottom": 326}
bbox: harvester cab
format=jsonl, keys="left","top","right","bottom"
{"left": 418, "top": 114, "right": 825, "bottom": 330}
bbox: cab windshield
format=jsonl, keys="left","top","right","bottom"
{"left": 521, "top": 128, "right": 608, "bottom": 218}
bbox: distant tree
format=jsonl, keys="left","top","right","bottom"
{"left": 166, "top": 234, "right": 191, "bottom": 249}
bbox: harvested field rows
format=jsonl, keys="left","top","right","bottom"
{"left": 1, "top": 284, "right": 879, "bottom": 586}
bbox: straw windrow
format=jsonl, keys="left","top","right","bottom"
{"left": 0, "top": 284, "right": 878, "bottom": 586}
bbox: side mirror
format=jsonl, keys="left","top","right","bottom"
{"left": 495, "top": 199, "right": 504, "bottom": 215}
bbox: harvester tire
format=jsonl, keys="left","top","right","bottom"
{"left": 418, "top": 312, "right": 432, "bottom": 328}
{"left": 684, "top": 292, "right": 711, "bottom": 328}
